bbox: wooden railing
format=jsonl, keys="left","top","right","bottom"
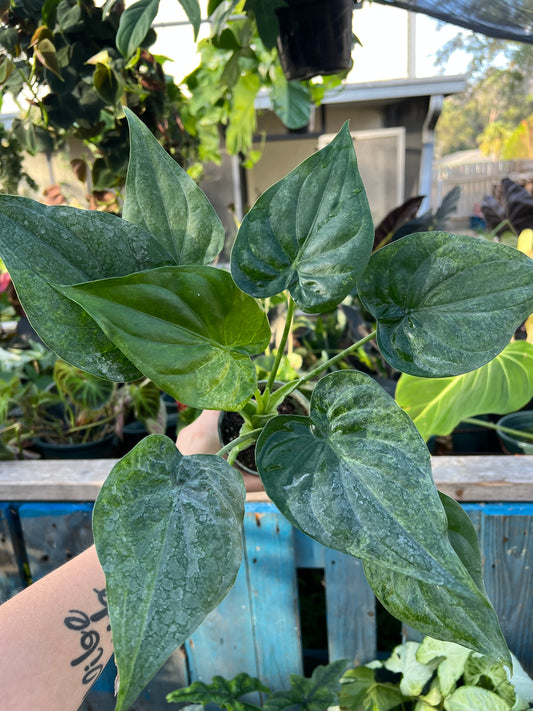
{"left": 1, "top": 456, "right": 532, "bottom": 711}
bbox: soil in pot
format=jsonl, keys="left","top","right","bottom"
{"left": 219, "top": 391, "right": 308, "bottom": 474}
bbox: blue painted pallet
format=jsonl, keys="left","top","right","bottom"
{"left": 1, "top": 498, "right": 532, "bottom": 701}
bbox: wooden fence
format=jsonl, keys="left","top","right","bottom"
{"left": 431, "top": 158, "right": 533, "bottom": 223}
{"left": 1, "top": 456, "right": 532, "bottom": 710}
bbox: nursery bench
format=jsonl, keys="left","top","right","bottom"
{"left": 0, "top": 455, "right": 532, "bottom": 710}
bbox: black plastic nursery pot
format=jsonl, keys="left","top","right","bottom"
{"left": 497, "top": 411, "right": 533, "bottom": 455}
{"left": 34, "top": 432, "right": 117, "bottom": 460}
{"left": 275, "top": 0, "right": 354, "bottom": 81}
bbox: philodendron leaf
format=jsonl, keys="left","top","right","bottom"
{"left": 57, "top": 266, "right": 271, "bottom": 411}
{"left": 256, "top": 371, "right": 510, "bottom": 665}
{"left": 258, "top": 371, "right": 463, "bottom": 582}
{"left": 93, "top": 435, "right": 245, "bottom": 711}
{"left": 231, "top": 123, "right": 374, "bottom": 313}
{"left": 0, "top": 196, "right": 174, "bottom": 380}
{"left": 363, "top": 493, "right": 510, "bottom": 665}
{"left": 123, "top": 108, "right": 224, "bottom": 265}
{"left": 357, "top": 232, "right": 533, "bottom": 377}
{"left": 396, "top": 341, "right": 533, "bottom": 441}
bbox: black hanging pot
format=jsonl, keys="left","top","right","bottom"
{"left": 275, "top": 0, "right": 355, "bottom": 82}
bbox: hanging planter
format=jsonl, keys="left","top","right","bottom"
{"left": 275, "top": 0, "right": 355, "bottom": 82}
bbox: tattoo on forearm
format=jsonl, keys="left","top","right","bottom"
{"left": 64, "top": 588, "right": 110, "bottom": 685}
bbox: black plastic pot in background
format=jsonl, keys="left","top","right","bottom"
{"left": 275, "top": 0, "right": 354, "bottom": 81}
{"left": 34, "top": 433, "right": 117, "bottom": 460}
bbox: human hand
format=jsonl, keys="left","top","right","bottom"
{"left": 176, "top": 409, "right": 221, "bottom": 455}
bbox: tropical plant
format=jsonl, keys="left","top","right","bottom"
{"left": 0, "top": 0, "right": 201, "bottom": 194}
{"left": 166, "top": 659, "right": 352, "bottom": 710}
{"left": 166, "top": 636, "right": 533, "bottom": 711}
{"left": 0, "top": 347, "right": 164, "bottom": 457}
{"left": 339, "top": 636, "right": 533, "bottom": 711}
{"left": 0, "top": 109, "right": 532, "bottom": 710}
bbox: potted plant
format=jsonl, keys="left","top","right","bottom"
{"left": 496, "top": 410, "right": 533, "bottom": 455}
{"left": 274, "top": 0, "right": 355, "bottom": 81}
{"left": 0, "top": 109, "right": 532, "bottom": 709}
{"left": 165, "top": 637, "right": 533, "bottom": 711}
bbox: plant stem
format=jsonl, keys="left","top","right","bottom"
{"left": 216, "top": 428, "right": 263, "bottom": 458}
{"left": 266, "top": 296, "right": 295, "bottom": 392}
{"left": 298, "top": 329, "right": 378, "bottom": 387}
{"left": 462, "top": 417, "right": 533, "bottom": 443}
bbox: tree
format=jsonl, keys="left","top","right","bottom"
{"left": 435, "top": 60, "right": 533, "bottom": 158}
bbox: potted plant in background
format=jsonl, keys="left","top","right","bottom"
{"left": 165, "top": 636, "right": 533, "bottom": 711}
{"left": 0, "top": 109, "right": 532, "bottom": 710}
{"left": 274, "top": 0, "right": 356, "bottom": 81}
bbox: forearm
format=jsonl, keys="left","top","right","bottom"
{"left": 0, "top": 545, "right": 113, "bottom": 711}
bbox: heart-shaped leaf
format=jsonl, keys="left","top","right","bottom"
{"left": 258, "top": 371, "right": 467, "bottom": 584}
{"left": 0, "top": 197, "right": 174, "bottom": 380}
{"left": 57, "top": 265, "right": 271, "bottom": 410}
{"left": 396, "top": 341, "right": 533, "bottom": 440}
{"left": 363, "top": 493, "right": 510, "bottom": 666}
{"left": 123, "top": 108, "right": 224, "bottom": 266}
{"left": 93, "top": 435, "right": 245, "bottom": 711}
{"left": 116, "top": 0, "right": 160, "bottom": 58}
{"left": 231, "top": 123, "right": 374, "bottom": 313}
{"left": 357, "top": 232, "right": 533, "bottom": 377}
{"left": 256, "top": 371, "right": 510, "bottom": 664}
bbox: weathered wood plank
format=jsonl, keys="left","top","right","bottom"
{"left": 324, "top": 549, "right": 376, "bottom": 665}
{"left": 432, "top": 456, "right": 533, "bottom": 501}
{"left": 1, "top": 456, "right": 532, "bottom": 502}
{"left": 244, "top": 505, "right": 303, "bottom": 690}
{"left": 0, "top": 503, "right": 24, "bottom": 603}
{"left": 0, "top": 459, "right": 114, "bottom": 501}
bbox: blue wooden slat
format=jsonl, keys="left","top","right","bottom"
{"left": 324, "top": 548, "right": 376, "bottom": 665}
{"left": 244, "top": 505, "right": 303, "bottom": 690}
{"left": 479, "top": 511, "right": 533, "bottom": 676}
{"left": 18, "top": 502, "right": 94, "bottom": 581}
{"left": 186, "top": 558, "right": 259, "bottom": 682}
{"left": 293, "top": 527, "right": 326, "bottom": 568}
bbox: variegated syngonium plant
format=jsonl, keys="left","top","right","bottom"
{"left": 1, "top": 109, "right": 532, "bottom": 710}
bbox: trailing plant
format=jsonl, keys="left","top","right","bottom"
{"left": 113, "top": 0, "right": 349, "bottom": 169}
{"left": 0, "top": 109, "right": 532, "bottom": 710}
{"left": 0, "top": 0, "right": 201, "bottom": 194}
